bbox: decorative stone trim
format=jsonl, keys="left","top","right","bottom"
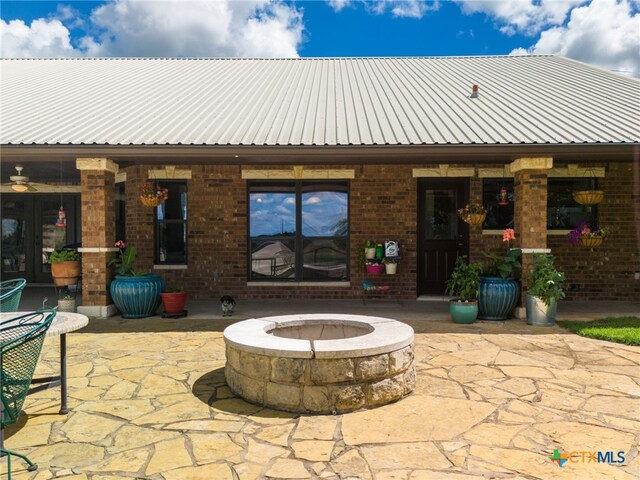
{"left": 148, "top": 166, "right": 192, "bottom": 179}
{"left": 224, "top": 314, "right": 415, "bottom": 413}
{"left": 76, "top": 158, "right": 119, "bottom": 173}
{"left": 115, "top": 171, "right": 127, "bottom": 183}
{"left": 510, "top": 157, "right": 553, "bottom": 172}
{"left": 242, "top": 167, "right": 355, "bottom": 179}
{"left": 412, "top": 165, "right": 475, "bottom": 177}
{"left": 548, "top": 164, "right": 605, "bottom": 178}
{"left": 478, "top": 166, "right": 512, "bottom": 178}
{"left": 153, "top": 264, "right": 188, "bottom": 270}
{"left": 520, "top": 248, "right": 552, "bottom": 253}
{"left": 78, "top": 247, "right": 119, "bottom": 253}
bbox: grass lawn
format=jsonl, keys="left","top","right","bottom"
{"left": 557, "top": 316, "right": 640, "bottom": 346}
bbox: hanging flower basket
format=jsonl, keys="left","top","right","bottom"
{"left": 139, "top": 182, "right": 168, "bottom": 207}
{"left": 572, "top": 190, "right": 604, "bottom": 205}
{"left": 464, "top": 213, "right": 486, "bottom": 225}
{"left": 580, "top": 237, "right": 603, "bottom": 249}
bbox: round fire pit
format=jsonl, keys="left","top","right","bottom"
{"left": 223, "top": 314, "right": 415, "bottom": 413}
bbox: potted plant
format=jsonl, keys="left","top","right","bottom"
{"left": 160, "top": 286, "right": 188, "bottom": 314}
{"left": 364, "top": 261, "right": 384, "bottom": 275}
{"left": 446, "top": 256, "right": 483, "bottom": 324}
{"left": 50, "top": 249, "right": 81, "bottom": 286}
{"left": 567, "top": 221, "right": 609, "bottom": 249}
{"left": 382, "top": 256, "right": 400, "bottom": 274}
{"left": 139, "top": 181, "right": 169, "bottom": 207}
{"left": 108, "top": 240, "right": 165, "bottom": 318}
{"left": 363, "top": 240, "right": 376, "bottom": 260}
{"left": 57, "top": 293, "right": 76, "bottom": 312}
{"left": 478, "top": 228, "right": 522, "bottom": 320}
{"left": 457, "top": 203, "right": 487, "bottom": 225}
{"left": 524, "top": 253, "right": 565, "bottom": 326}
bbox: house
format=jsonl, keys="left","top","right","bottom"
{"left": 1, "top": 56, "right": 638, "bottom": 317}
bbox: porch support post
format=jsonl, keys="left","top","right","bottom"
{"left": 76, "top": 158, "right": 119, "bottom": 318}
{"left": 511, "top": 157, "right": 553, "bottom": 318}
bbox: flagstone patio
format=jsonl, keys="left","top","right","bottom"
{"left": 3, "top": 300, "right": 639, "bottom": 479}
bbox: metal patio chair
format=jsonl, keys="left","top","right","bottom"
{"left": 0, "top": 309, "right": 56, "bottom": 478}
{"left": 0, "top": 279, "right": 27, "bottom": 313}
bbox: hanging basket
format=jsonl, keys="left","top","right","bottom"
{"left": 140, "top": 195, "right": 165, "bottom": 207}
{"left": 580, "top": 237, "right": 604, "bottom": 249}
{"left": 463, "top": 213, "right": 486, "bottom": 225}
{"left": 572, "top": 190, "right": 604, "bottom": 205}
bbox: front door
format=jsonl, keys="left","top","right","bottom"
{"left": 418, "top": 179, "right": 469, "bottom": 295}
{"left": 1, "top": 194, "right": 80, "bottom": 284}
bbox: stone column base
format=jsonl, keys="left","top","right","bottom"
{"left": 77, "top": 304, "right": 118, "bottom": 319}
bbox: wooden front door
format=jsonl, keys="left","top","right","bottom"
{"left": 418, "top": 179, "right": 469, "bottom": 295}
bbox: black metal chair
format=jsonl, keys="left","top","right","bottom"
{"left": 0, "top": 279, "right": 27, "bottom": 313}
{"left": 0, "top": 309, "right": 56, "bottom": 478}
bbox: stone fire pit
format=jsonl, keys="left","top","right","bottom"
{"left": 223, "top": 314, "right": 415, "bottom": 413}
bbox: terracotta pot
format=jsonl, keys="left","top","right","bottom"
{"left": 160, "top": 291, "right": 188, "bottom": 313}
{"left": 51, "top": 261, "right": 81, "bottom": 286}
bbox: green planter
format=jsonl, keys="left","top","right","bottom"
{"left": 110, "top": 274, "right": 164, "bottom": 318}
{"left": 449, "top": 300, "right": 478, "bottom": 324}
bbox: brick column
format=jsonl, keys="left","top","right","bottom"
{"left": 511, "top": 157, "right": 553, "bottom": 318}
{"left": 76, "top": 158, "right": 119, "bottom": 318}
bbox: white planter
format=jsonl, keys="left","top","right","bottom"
{"left": 58, "top": 298, "right": 76, "bottom": 313}
{"left": 365, "top": 248, "right": 376, "bottom": 260}
{"left": 526, "top": 293, "right": 557, "bottom": 326}
{"left": 385, "top": 263, "right": 397, "bottom": 274}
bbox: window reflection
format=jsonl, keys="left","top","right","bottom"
{"left": 302, "top": 191, "right": 348, "bottom": 237}
{"left": 249, "top": 192, "right": 296, "bottom": 237}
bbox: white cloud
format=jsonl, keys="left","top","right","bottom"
{"left": 328, "top": 0, "right": 439, "bottom": 19}
{"left": 0, "top": 18, "right": 78, "bottom": 57}
{"left": 2, "top": 0, "right": 303, "bottom": 58}
{"left": 82, "top": 0, "right": 303, "bottom": 57}
{"left": 511, "top": 0, "right": 640, "bottom": 76}
{"left": 457, "top": 0, "right": 586, "bottom": 35}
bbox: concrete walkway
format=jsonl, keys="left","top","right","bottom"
{"left": 3, "top": 300, "right": 639, "bottom": 479}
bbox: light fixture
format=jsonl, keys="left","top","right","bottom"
{"left": 498, "top": 186, "right": 509, "bottom": 205}
{"left": 11, "top": 184, "right": 29, "bottom": 192}
{"left": 56, "top": 161, "right": 67, "bottom": 228}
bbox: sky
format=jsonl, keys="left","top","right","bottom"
{"left": 0, "top": 1, "right": 639, "bottom": 76}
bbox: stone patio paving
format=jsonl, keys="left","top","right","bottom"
{"left": 2, "top": 300, "right": 639, "bottom": 479}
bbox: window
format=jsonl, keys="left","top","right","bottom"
{"left": 482, "top": 179, "right": 514, "bottom": 229}
{"left": 547, "top": 178, "right": 598, "bottom": 229}
{"left": 482, "top": 178, "right": 598, "bottom": 230}
{"left": 155, "top": 181, "right": 187, "bottom": 264}
{"left": 249, "top": 181, "right": 349, "bottom": 281}
{"left": 115, "top": 182, "right": 126, "bottom": 243}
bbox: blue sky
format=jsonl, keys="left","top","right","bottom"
{"left": 1, "top": 1, "right": 639, "bottom": 75}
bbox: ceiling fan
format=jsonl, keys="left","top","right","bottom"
{"left": 6, "top": 164, "right": 37, "bottom": 192}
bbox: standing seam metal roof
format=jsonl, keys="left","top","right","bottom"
{"left": 1, "top": 56, "right": 638, "bottom": 146}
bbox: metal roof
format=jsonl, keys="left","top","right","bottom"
{"left": 1, "top": 56, "right": 638, "bottom": 147}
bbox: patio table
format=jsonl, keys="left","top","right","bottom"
{"left": 0, "top": 311, "right": 88, "bottom": 415}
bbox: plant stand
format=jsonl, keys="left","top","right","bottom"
{"left": 161, "top": 310, "right": 188, "bottom": 318}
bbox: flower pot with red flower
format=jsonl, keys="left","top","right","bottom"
{"left": 478, "top": 228, "right": 521, "bottom": 320}
{"left": 458, "top": 203, "right": 487, "bottom": 225}
{"left": 567, "top": 222, "right": 608, "bottom": 249}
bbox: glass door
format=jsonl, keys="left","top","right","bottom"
{"left": 1, "top": 197, "right": 31, "bottom": 279}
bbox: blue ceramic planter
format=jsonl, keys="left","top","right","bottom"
{"left": 110, "top": 274, "right": 164, "bottom": 318}
{"left": 449, "top": 301, "right": 478, "bottom": 324}
{"left": 478, "top": 276, "right": 519, "bottom": 320}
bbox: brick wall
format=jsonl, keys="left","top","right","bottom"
{"left": 80, "top": 170, "right": 116, "bottom": 306}
{"left": 120, "top": 161, "right": 637, "bottom": 301}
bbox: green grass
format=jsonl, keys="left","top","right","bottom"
{"left": 557, "top": 316, "right": 640, "bottom": 346}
